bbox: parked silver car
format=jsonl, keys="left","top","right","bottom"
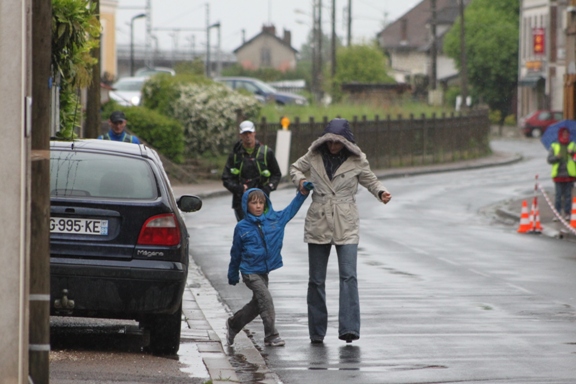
{"left": 109, "top": 76, "right": 149, "bottom": 106}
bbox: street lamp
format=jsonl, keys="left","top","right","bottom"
{"left": 206, "top": 21, "right": 220, "bottom": 78}
{"left": 130, "top": 13, "right": 146, "bottom": 76}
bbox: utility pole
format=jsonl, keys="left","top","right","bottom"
{"left": 206, "top": 3, "right": 210, "bottom": 77}
{"left": 347, "top": 0, "right": 352, "bottom": 46}
{"left": 312, "top": 0, "right": 318, "bottom": 98}
{"left": 430, "top": 0, "right": 437, "bottom": 90}
{"left": 458, "top": 0, "right": 468, "bottom": 110}
{"left": 317, "top": 0, "right": 323, "bottom": 99}
{"left": 85, "top": 0, "right": 100, "bottom": 138}
{"left": 216, "top": 24, "right": 222, "bottom": 77}
{"left": 130, "top": 13, "right": 146, "bottom": 76}
{"left": 331, "top": 0, "right": 336, "bottom": 78}
{"left": 30, "top": 0, "right": 51, "bottom": 380}
{"left": 145, "top": 0, "right": 152, "bottom": 68}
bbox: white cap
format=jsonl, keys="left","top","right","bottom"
{"left": 239, "top": 120, "right": 255, "bottom": 134}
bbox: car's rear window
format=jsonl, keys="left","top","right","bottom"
{"left": 50, "top": 150, "right": 158, "bottom": 200}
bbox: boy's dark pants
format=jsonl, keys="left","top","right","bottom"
{"left": 228, "top": 273, "right": 279, "bottom": 342}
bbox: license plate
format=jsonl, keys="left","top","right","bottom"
{"left": 50, "top": 217, "right": 109, "bottom": 235}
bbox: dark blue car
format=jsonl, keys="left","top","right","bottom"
{"left": 215, "top": 76, "right": 308, "bottom": 106}
{"left": 49, "top": 139, "right": 202, "bottom": 355}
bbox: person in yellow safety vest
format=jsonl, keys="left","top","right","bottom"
{"left": 547, "top": 126, "right": 576, "bottom": 221}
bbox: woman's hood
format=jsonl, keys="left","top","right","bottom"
{"left": 308, "top": 118, "right": 362, "bottom": 156}
{"left": 308, "top": 134, "right": 362, "bottom": 157}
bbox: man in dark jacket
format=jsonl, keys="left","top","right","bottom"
{"left": 222, "top": 120, "right": 282, "bottom": 221}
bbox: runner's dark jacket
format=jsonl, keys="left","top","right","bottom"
{"left": 222, "top": 140, "right": 282, "bottom": 209}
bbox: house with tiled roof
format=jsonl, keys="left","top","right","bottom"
{"left": 233, "top": 25, "right": 298, "bottom": 72}
{"left": 377, "top": 0, "right": 467, "bottom": 87}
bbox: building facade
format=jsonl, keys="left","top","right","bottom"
{"left": 100, "top": 0, "right": 119, "bottom": 81}
{"left": 233, "top": 25, "right": 297, "bottom": 72}
{"left": 377, "top": 0, "right": 464, "bottom": 87}
{"left": 518, "top": 0, "right": 567, "bottom": 119}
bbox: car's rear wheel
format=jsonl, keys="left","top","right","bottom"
{"left": 531, "top": 127, "right": 543, "bottom": 138}
{"left": 144, "top": 304, "right": 182, "bottom": 355}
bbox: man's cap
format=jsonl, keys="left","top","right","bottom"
{"left": 239, "top": 120, "right": 255, "bottom": 134}
{"left": 110, "top": 111, "right": 126, "bottom": 123}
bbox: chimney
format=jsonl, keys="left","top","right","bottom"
{"left": 283, "top": 29, "right": 292, "bottom": 46}
{"left": 262, "top": 24, "right": 276, "bottom": 36}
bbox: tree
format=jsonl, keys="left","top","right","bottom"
{"left": 52, "top": 0, "right": 100, "bottom": 138}
{"left": 334, "top": 44, "right": 394, "bottom": 84}
{"left": 443, "top": 0, "right": 519, "bottom": 122}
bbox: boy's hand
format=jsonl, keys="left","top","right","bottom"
{"left": 300, "top": 181, "right": 314, "bottom": 195}
{"left": 299, "top": 179, "right": 312, "bottom": 194}
{"left": 228, "top": 272, "right": 239, "bottom": 286}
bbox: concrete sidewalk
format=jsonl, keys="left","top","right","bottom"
{"left": 176, "top": 148, "right": 576, "bottom": 384}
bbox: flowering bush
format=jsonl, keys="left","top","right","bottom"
{"left": 167, "top": 82, "right": 260, "bottom": 156}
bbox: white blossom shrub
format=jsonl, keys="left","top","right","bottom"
{"left": 171, "top": 83, "right": 260, "bottom": 156}
{"left": 141, "top": 75, "right": 261, "bottom": 157}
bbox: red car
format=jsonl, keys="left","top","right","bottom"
{"left": 520, "top": 110, "right": 563, "bottom": 138}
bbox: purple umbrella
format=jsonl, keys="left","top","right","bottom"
{"left": 540, "top": 119, "right": 576, "bottom": 149}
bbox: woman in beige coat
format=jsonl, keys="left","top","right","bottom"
{"left": 290, "top": 118, "right": 392, "bottom": 344}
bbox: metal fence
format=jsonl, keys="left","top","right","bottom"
{"left": 254, "top": 109, "right": 491, "bottom": 169}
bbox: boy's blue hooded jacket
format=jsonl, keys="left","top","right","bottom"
{"left": 228, "top": 187, "right": 308, "bottom": 284}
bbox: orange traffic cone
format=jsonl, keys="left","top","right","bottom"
{"left": 517, "top": 200, "right": 532, "bottom": 233}
{"left": 570, "top": 197, "right": 576, "bottom": 228}
{"left": 529, "top": 197, "right": 542, "bottom": 233}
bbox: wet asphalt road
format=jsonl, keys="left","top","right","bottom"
{"left": 189, "top": 137, "right": 576, "bottom": 383}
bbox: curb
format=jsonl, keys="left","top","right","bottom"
{"left": 184, "top": 256, "right": 282, "bottom": 384}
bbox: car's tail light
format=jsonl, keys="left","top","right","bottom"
{"left": 137, "top": 214, "right": 180, "bottom": 246}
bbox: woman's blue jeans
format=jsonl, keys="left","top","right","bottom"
{"left": 307, "top": 243, "right": 360, "bottom": 340}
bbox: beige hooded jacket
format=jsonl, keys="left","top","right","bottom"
{"left": 290, "top": 132, "right": 389, "bottom": 245}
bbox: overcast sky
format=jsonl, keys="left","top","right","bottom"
{"left": 115, "top": 0, "right": 422, "bottom": 53}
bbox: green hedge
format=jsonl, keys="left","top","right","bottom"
{"left": 101, "top": 101, "right": 185, "bottom": 163}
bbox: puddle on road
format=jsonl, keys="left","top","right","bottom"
{"left": 228, "top": 352, "right": 266, "bottom": 383}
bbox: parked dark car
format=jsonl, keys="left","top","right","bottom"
{"left": 214, "top": 76, "right": 308, "bottom": 106}
{"left": 49, "top": 139, "right": 202, "bottom": 355}
{"left": 520, "top": 110, "right": 563, "bottom": 138}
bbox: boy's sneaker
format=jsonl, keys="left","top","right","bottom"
{"left": 226, "top": 318, "right": 237, "bottom": 346}
{"left": 264, "top": 336, "right": 285, "bottom": 346}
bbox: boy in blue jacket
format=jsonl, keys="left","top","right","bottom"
{"left": 226, "top": 183, "right": 312, "bottom": 347}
